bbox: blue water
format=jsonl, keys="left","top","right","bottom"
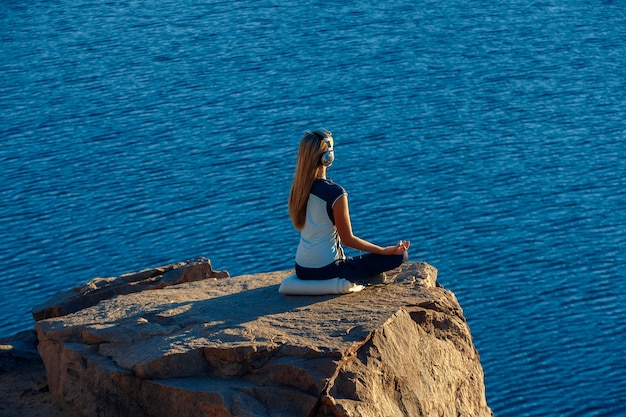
{"left": 2, "top": 0, "right": 625, "bottom": 415}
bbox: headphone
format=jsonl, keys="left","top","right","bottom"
{"left": 311, "top": 130, "right": 334, "bottom": 167}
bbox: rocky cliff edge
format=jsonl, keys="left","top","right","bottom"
{"left": 32, "top": 258, "right": 492, "bottom": 417}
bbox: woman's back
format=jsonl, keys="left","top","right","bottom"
{"left": 295, "top": 179, "right": 346, "bottom": 268}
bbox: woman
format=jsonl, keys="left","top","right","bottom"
{"left": 288, "top": 129, "right": 410, "bottom": 283}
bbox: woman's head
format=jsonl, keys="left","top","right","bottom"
{"left": 300, "top": 129, "right": 334, "bottom": 169}
{"left": 288, "top": 129, "right": 334, "bottom": 230}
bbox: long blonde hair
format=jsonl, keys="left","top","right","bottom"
{"left": 288, "top": 130, "right": 333, "bottom": 230}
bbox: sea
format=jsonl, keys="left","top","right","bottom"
{"left": 1, "top": 0, "right": 625, "bottom": 415}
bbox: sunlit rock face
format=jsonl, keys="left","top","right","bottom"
{"left": 34, "top": 259, "right": 492, "bottom": 417}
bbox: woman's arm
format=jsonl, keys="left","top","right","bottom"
{"left": 333, "top": 195, "right": 410, "bottom": 255}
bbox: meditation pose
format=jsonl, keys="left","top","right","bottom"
{"left": 288, "top": 129, "right": 410, "bottom": 283}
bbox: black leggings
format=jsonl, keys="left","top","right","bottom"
{"left": 296, "top": 252, "right": 408, "bottom": 283}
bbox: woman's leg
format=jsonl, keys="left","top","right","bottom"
{"left": 295, "top": 262, "right": 345, "bottom": 280}
{"left": 296, "top": 252, "right": 407, "bottom": 282}
{"left": 336, "top": 252, "right": 408, "bottom": 283}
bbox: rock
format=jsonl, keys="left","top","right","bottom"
{"left": 31, "top": 257, "right": 229, "bottom": 321}
{"left": 0, "top": 330, "right": 42, "bottom": 371}
{"left": 34, "top": 260, "right": 492, "bottom": 417}
{"left": 0, "top": 331, "right": 73, "bottom": 417}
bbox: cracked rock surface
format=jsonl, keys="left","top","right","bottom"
{"left": 34, "top": 260, "right": 492, "bottom": 417}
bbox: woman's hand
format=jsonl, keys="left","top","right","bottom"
{"left": 381, "top": 240, "right": 411, "bottom": 255}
